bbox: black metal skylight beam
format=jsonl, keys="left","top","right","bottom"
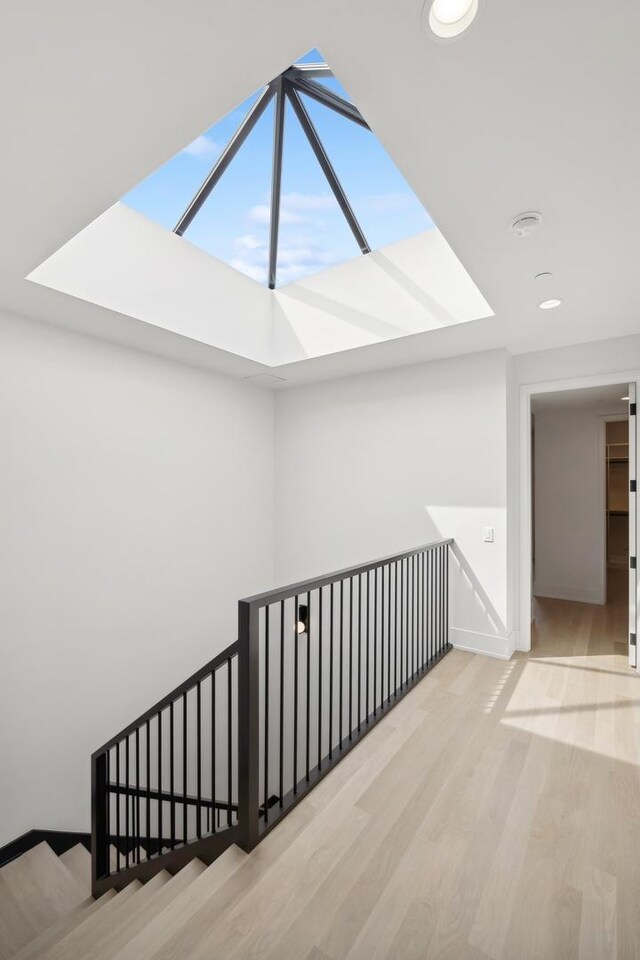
{"left": 173, "top": 59, "right": 371, "bottom": 287}
{"left": 286, "top": 85, "right": 370, "bottom": 256}
{"left": 268, "top": 80, "right": 286, "bottom": 290}
{"left": 287, "top": 61, "right": 332, "bottom": 79}
{"left": 174, "top": 83, "right": 276, "bottom": 236}
{"left": 285, "top": 73, "right": 370, "bottom": 130}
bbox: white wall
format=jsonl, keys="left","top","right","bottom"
{"left": 0, "top": 312, "right": 275, "bottom": 845}
{"left": 275, "top": 349, "right": 514, "bottom": 659}
{"left": 533, "top": 407, "right": 623, "bottom": 604}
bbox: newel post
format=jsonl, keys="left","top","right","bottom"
{"left": 237, "top": 599, "right": 260, "bottom": 851}
{"left": 91, "top": 752, "right": 108, "bottom": 898}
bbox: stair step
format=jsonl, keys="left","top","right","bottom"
{"left": 59, "top": 845, "right": 91, "bottom": 898}
{"left": 33, "top": 878, "right": 145, "bottom": 960}
{"left": 0, "top": 842, "right": 86, "bottom": 959}
{"left": 88, "top": 859, "right": 207, "bottom": 960}
{"left": 10, "top": 890, "right": 116, "bottom": 960}
{"left": 111, "top": 845, "right": 248, "bottom": 960}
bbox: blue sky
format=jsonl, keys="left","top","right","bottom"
{"left": 122, "top": 49, "right": 434, "bottom": 287}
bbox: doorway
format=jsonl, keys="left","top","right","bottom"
{"left": 527, "top": 382, "right": 636, "bottom": 662}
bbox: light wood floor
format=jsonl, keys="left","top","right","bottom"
{"left": 150, "top": 569, "right": 636, "bottom": 960}
{"left": 4, "top": 573, "right": 638, "bottom": 960}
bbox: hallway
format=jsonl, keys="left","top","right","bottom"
{"left": 103, "top": 574, "right": 637, "bottom": 960}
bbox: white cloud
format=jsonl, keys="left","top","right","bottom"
{"left": 233, "top": 234, "right": 265, "bottom": 252}
{"left": 229, "top": 257, "right": 268, "bottom": 284}
{"left": 229, "top": 227, "right": 340, "bottom": 286}
{"left": 182, "top": 135, "right": 220, "bottom": 160}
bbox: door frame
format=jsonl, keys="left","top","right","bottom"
{"left": 600, "top": 413, "right": 629, "bottom": 600}
{"left": 519, "top": 371, "right": 640, "bottom": 657}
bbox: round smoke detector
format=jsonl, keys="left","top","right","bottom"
{"left": 510, "top": 212, "right": 543, "bottom": 238}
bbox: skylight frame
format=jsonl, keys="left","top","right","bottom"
{"left": 172, "top": 60, "right": 374, "bottom": 289}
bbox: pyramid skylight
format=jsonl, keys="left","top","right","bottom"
{"left": 122, "top": 49, "right": 434, "bottom": 289}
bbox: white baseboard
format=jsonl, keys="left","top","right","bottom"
{"left": 449, "top": 626, "right": 514, "bottom": 660}
{"left": 533, "top": 580, "right": 605, "bottom": 605}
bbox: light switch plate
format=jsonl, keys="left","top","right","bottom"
{"left": 483, "top": 527, "right": 495, "bottom": 543}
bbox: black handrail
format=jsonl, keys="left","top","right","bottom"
{"left": 91, "top": 539, "right": 453, "bottom": 897}
{"left": 92, "top": 641, "right": 241, "bottom": 758}
{"left": 241, "top": 539, "right": 454, "bottom": 606}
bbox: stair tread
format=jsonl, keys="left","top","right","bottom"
{"left": 59, "top": 845, "right": 91, "bottom": 898}
{"left": 89, "top": 860, "right": 207, "bottom": 960}
{"left": 34, "top": 879, "right": 145, "bottom": 960}
{"left": 111, "top": 845, "right": 248, "bottom": 960}
{"left": 9, "top": 891, "right": 116, "bottom": 960}
{"left": 0, "top": 843, "right": 87, "bottom": 960}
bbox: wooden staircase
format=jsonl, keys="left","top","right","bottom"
{"left": 0, "top": 841, "right": 247, "bottom": 960}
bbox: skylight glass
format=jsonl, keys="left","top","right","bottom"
{"left": 122, "top": 49, "right": 435, "bottom": 289}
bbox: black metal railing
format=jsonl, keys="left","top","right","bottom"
{"left": 92, "top": 539, "right": 452, "bottom": 895}
{"left": 91, "top": 646, "right": 239, "bottom": 895}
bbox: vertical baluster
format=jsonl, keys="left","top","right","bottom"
{"left": 401, "top": 559, "right": 405, "bottom": 689}
{"left": 445, "top": 544, "right": 449, "bottom": 649}
{"left": 431, "top": 548, "right": 435, "bottom": 663}
{"left": 413, "top": 553, "right": 420, "bottom": 674}
{"left": 357, "top": 574, "right": 362, "bottom": 732}
{"left": 115, "top": 741, "right": 120, "bottom": 872}
{"left": 436, "top": 547, "right": 440, "bottom": 656}
{"left": 339, "top": 579, "right": 344, "bottom": 749}
{"left": 408, "top": 556, "right": 413, "bottom": 681}
{"left": 318, "top": 586, "right": 323, "bottom": 771}
{"left": 387, "top": 565, "right": 392, "bottom": 703}
{"left": 365, "top": 570, "right": 370, "bottom": 723}
{"left": 227, "top": 657, "right": 233, "bottom": 827}
{"left": 373, "top": 567, "right": 378, "bottom": 716}
{"left": 146, "top": 719, "right": 151, "bottom": 859}
{"left": 349, "top": 577, "right": 354, "bottom": 740}
{"left": 416, "top": 555, "right": 420, "bottom": 676}
{"left": 420, "top": 552, "right": 425, "bottom": 670}
{"left": 306, "top": 591, "right": 311, "bottom": 782}
{"left": 408, "top": 558, "right": 413, "bottom": 681}
{"left": 182, "top": 692, "right": 187, "bottom": 843}
{"left": 294, "top": 594, "right": 299, "bottom": 794}
{"left": 394, "top": 562, "right": 399, "bottom": 697}
{"left": 196, "top": 683, "right": 202, "bottom": 839}
{"left": 212, "top": 668, "right": 217, "bottom": 832}
{"left": 279, "top": 601, "right": 284, "bottom": 808}
{"left": 329, "top": 583, "right": 334, "bottom": 759}
{"left": 170, "top": 702, "right": 175, "bottom": 849}
{"left": 125, "top": 736, "right": 129, "bottom": 868}
{"left": 380, "top": 567, "right": 388, "bottom": 710}
{"left": 422, "top": 553, "right": 426, "bottom": 666}
{"left": 158, "top": 711, "right": 163, "bottom": 856}
{"left": 264, "top": 605, "right": 270, "bottom": 823}
{"left": 441, "top": 545, "right": 445, "bottom": 654}
{"left": 135, "top": 728, "right": 140, "bottom": 863}
{"left": 435, "top": 547, "right": 439, "bottom": 656}
{"left": 105, "top": 749, "right": 111, "bottom": 874}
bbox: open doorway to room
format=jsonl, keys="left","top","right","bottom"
{"left": 530, "top": 382, "right": 634, "bottom": 660}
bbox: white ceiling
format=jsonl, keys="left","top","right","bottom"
{"left": 2, "top": 0, "right": 640, "bottom": 386}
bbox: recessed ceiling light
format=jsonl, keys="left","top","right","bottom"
{"left": 429, "top": 0, "right": 479, "bottom": 37}
{"left": 538, "top": 298, "right": 562, "bottom": 310}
